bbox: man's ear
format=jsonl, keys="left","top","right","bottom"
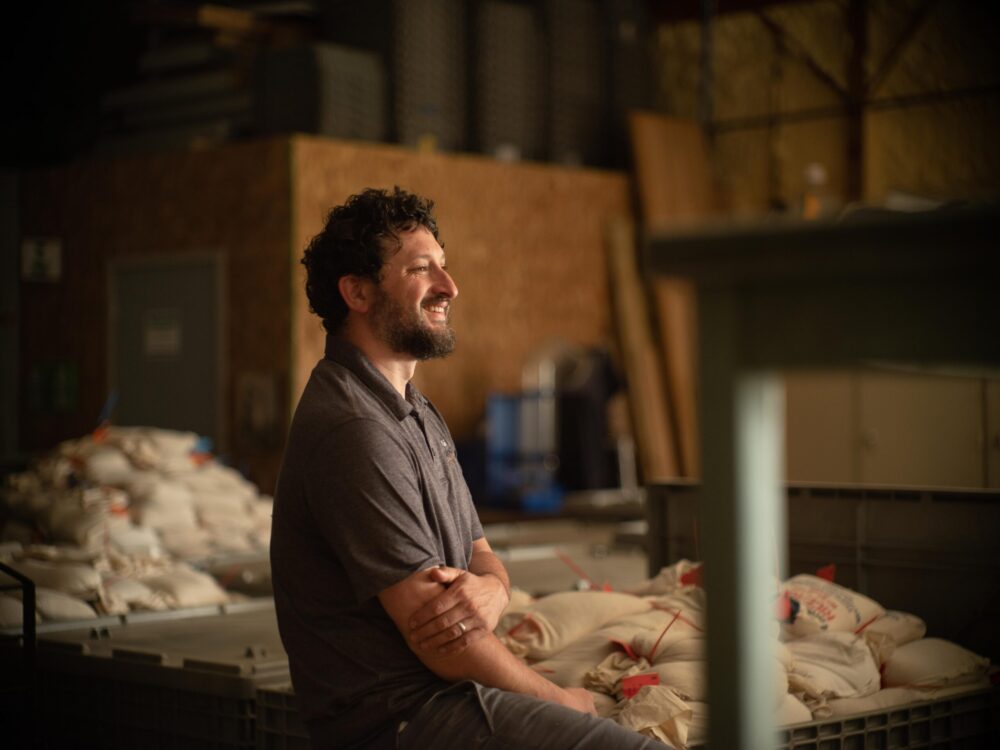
{"left": 339, "top": 275, "right": 373, "bottom": 314}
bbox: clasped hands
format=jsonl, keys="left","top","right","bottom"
{"left": 408, "top": 566, "right": 509, "bottom": 655}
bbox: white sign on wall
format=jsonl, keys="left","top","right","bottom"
{"left": 143, "top": 309, "right": 182, "bottom": 358}
{"left": 21, "top": 237, "right": 63, "bottom": 282}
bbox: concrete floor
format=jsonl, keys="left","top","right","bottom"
{"left": 485, "top": 519, "right": 650, "bottom": 596}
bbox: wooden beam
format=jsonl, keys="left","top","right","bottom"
{"left": 649, "top": 0, "right": 815, "bottom": 25}
{"left": 845, "top": 0, "right": 866, "bottom": 202}
{"left": 628, "top": 112, "right": 711, "bottom": 478}
{"left": 607, "top": 219, "right": 681, "bottom": 482}
{"left": 757, "top": 11, "right": 850, "bottom": 101}
{"left": 867, "top": 0, "right": 937, "bottom": 95}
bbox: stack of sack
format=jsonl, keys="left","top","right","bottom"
{"left": 495, "top": 561, "right": 993, "bottom": 748}
{"left": 0, "top": 426, "right": 273, "bottom": 626}
{"left": 0, "top": 542, "right": 229, "bottom": 627}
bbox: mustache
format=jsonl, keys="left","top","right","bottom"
{"left": 423, "top": 295, "right": 452, "bottom": 306}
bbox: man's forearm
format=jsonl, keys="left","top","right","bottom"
{"left": 468, "top": 548, "right": 510, "bottom": 604}
{"left": 421, "top": 630, "right": 566, "bottom": 705}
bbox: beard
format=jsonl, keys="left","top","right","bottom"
{"left": 370, "top": 287, "right": 456, "bottom": 360}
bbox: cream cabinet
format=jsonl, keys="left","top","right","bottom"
{"left": 784, "top": 372, "right": 855, "bottom": 483}
{"left": 785, "top": 370, "right": 987, "bottom": 488}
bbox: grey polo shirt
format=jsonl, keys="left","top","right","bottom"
{"left": 271, "top": 336, "right": 483, "bottom": 748}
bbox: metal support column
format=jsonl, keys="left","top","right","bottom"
{"left": 700, "top": 286, "right": 786, "bottom": 750}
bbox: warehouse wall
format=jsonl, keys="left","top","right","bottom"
{"left": 17, "top": 136, "right": 630, "bottom": 494}
{"left": 18, "top": 138, "right": 293, "bottom": 491}
{"left": 656, "top": 0, "right": 1000, "bottom": 212}
{"left": 290, "top": 136, "right": 632, "bottom": 439}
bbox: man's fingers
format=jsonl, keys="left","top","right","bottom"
{"left": 432, "top": 624, "right": 485, "bottom": 655}
{"left": 408, "top": 568, "right": 467, "bottom": 629}
{"left": 411, "top": 607, "right": 480, "bottom": 646}
{"left": 427, "top": 566, "right": 464, "bottom": 584}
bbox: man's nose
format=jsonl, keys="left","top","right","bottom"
{"left": 433, "top": 267, "right": 458, "bottom": 299}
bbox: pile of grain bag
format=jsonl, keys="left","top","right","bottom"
{"left": 0, "top": 542, "right": 229, "bottom": 627}
{"left": 495, "top": 561, "right": 992, "bottom": 748}
{"left": 0, "top": 426, "right": 272, "bottom": 625}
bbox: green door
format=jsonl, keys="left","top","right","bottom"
{"left": 109, "top": 256, "right": 223, "bottom": 446}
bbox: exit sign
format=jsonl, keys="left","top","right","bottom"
{"left": 21, "top": 237, "right": 63, "bottom": 282}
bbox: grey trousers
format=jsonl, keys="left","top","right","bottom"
{"left": 394, "top": 682, "right": 667, "bottom": 749}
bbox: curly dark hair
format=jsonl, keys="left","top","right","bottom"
{"left": 302, "top": 186, "right": 442, "bottom": 333}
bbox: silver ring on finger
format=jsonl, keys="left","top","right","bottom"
{"left": 457, "top": 620, "right": 467, "bottom": 635}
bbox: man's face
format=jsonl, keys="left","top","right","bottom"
{"left": 369, "top": 226, "right": 458, "bottom": 360}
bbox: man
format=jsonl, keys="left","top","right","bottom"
{"left": 271, "top": 187, "right": 659, "bottom": 748}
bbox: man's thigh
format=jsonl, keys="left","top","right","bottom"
{"left": 396, "top": 682, "right": 665, "bottom": 750}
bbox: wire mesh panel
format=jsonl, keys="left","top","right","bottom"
{"left": 476, "top": 0, "right": 545, "bottom": 161}
{"left": 259, "top": 44, "right": 386, "bottom": 142}
{"left": 393, "top": 0, "right": 467, "bottom": 151}
{"left": 545, "top": 0, "right": 607, "bottom": 166}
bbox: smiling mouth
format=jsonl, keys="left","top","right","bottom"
{"left": 423, "top": 299, "right": 449, "bottom": 322}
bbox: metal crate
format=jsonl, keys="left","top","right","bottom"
{"left": 647, "top": 482, "right": 1000, "bottom": 664}
{"left": 775, "top": 688, "right": 997, "bottom": 749}
{"left": 256, "top": 684, "right": 311, "bottom": 750}
{"left": 689, "top": 687, "right": 998, "bottom": 750}
{"left": 12, "top": 600, "right": 289, "bottom": 749}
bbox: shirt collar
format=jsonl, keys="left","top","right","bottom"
{"left": 324, "top": 335, "right": 425, "bottom": 421}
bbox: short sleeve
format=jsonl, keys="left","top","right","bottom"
{"left": 303, "top": 419, "right": 444, "bottom": 602}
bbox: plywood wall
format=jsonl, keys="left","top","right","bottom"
{"left": 290, "top": 136, "right": 631, "bottom": 439}
{"left": 19, "top": 138, "right": 293, "bottom": 492}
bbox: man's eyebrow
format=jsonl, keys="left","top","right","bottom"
{"left": 409, "top": 253, "right": 447, "bottom": 264}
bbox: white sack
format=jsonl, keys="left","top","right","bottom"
{"left": 82, "top": 445, "right": 135, "bottom": 485}
{"left": 5, "top": 558, "right": 102, "bottom": 597}
{"left": 100, "top": 575, "right": 169, "bottom": 614}
{"left": 882, "top": 638, "right": 990, "bottom": 690}
{"left": 862, "top": 610, "right": 926, "bottom": 650}
{"left": 591, "top": 691, "right": 620, "bottom": 719}
{"left": 158, "top": 525, "right": 214, "bottom": 559}
{"left": 197, "top": 507, "right": 255, "bottom": 534}
{"left": 499, "top": 591, "right": 651, "bottom": 660}
{"left": 107, "top": 523, "right": 162, "bottom": 557}
{"left": 637, "top": 660, "right": 708, "bottom": 703}
{"left": 500, "top": 588, "right": 535, "bottom": 619}
{"left": 787, "top": 631, "right": 881, "bottom": 711}
{"left": 128, "top": 479, "right": 198, "bottom": 530}
{"left": 141, "top": 563, "right": 228, "bottom": 608}
{"left": 531, "top": 631, "right": 621, "bottom": 688}
{"left": 782, "top": 574, "right": 885, "bottom": 638}
{"left": 0, "top": 593, "right": 39, "bottom": 627}
{"left": 615, "top": 684, "right": 692, "bottom": 749}
{"left": 46, "top": 506, "right": 131, "bottom": 550}
{"left": 775, "top": 693, "right": 813, "bottom": 726}
{"left": 181, "top": 463, "right": 256, "bottom": 502}
{"left": 825, "top": 686, "right": 925, "bottom": 718}
{"left": 28, "top": 587, "right": 97, "bottom": 621}
{"left": 585, "top": 651, "right": 641, "bottom": 694}
{"left": 204, "top": 526, "right": 256, "bottom": 554}
{"left": 626, "top": 559, "right": 702, "bottom": 596}
{"left": 685, "top": 701, "right": 710, "bottom": 748}
{"left": 630, "top": 608, "right": 705, "bottom": 663}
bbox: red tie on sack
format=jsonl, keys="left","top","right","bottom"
{"left": 816, "top": 564, "right": 836, "bottom": 582}
{"left": 622, "top": 673, "right": 660, "bottom": 698}
{"left": 679, "top": 565, "right": 703, "bottom": 587}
